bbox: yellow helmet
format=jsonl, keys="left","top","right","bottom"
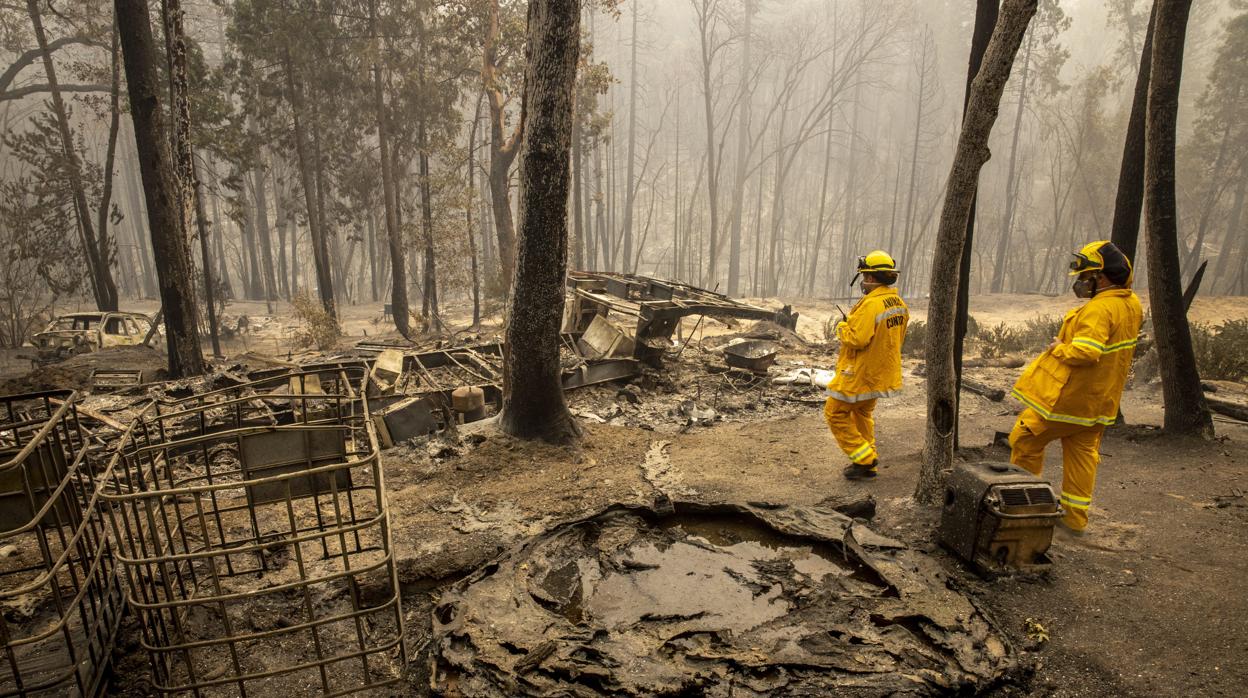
{"left": 856, "top": 250, "right": 899, "bottom": 274}
{"left": 1068, "top": 240, "right": 1132, "bottom": 285}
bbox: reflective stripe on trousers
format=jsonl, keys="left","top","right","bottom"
{"left": 1007, "top": 407, "right": 1104, "bottom": 531}
{"left": 824, "top": 397, "right": 879, "bottom": 466}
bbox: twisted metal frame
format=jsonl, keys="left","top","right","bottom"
{"left": 100, "top": 366, "right": 406, "bottom": 696}
{"left": 0, "top": 391, "right": 125, "bottom": 697}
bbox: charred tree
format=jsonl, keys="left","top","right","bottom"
{"left": 952, "top": 0, "right": 998, "bottom": 449}
{"left": 115, "top": 0, "right": 205, "bottom": 377}
{"left": 283, "top": 49, "right": 336, "bottom": 319}
{"left": 416, "top": 10, "right": 440, "bottom": 330}
{"left": 162, "top": 0, "right": 221, "bottom": 354}
{"left": 1144, "top": 0, "right": 1213, "bottom": 437}
{"left": 499, "top": 0, "right": 581, "bottom": 442}
{"left": 621, "top": 0, "right": 639, "bottom": 273}
{"left": 917, "top": 0, "right": 1035, "bottom": 504}
{"left": 1110, "top": 2, "right": 1158, "bottom": 263}
{"left": 27, "top": 0, "right": 118, "bottom": 311}
{"left": 368, "top": 0, "right": 409, "bottom": 337}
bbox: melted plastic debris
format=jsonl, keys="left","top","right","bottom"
{"left": 431, "top": 502, "right": 1014, "bottom": 696}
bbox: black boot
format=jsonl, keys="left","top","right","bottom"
{"left": 843, "top": 461, "right": 878, "bottom": 480}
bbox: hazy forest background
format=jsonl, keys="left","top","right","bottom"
{"left": 0, "top": 0, "right": 1245, "bottom": 349}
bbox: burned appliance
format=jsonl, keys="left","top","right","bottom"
{"left": 940, "top": 461, "right": 1062, "bottom": 573}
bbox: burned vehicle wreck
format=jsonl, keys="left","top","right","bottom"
{"left": 29, "top": 311, "right": 157, "bottom": 364}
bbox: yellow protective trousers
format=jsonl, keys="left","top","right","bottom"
{"left": 824, "top": 397, "right": 879, "bottom": 466}
{"left": 1008, "top": 407, "right": 1104, "bottom": 531}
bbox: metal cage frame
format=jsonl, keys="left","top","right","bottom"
{"left": 99, "top": 366, "right": 406, "bottom": 696}
{"left": 0, "top": 391, "right": 125, "bottom": 697}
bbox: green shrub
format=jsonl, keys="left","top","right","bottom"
{"left": 977, "top": 315, "right": 1062, "bottom": 358}
{"left": 291, "top": 294, "right": 341, "bottom": 350}
{"left": 1191, "top": 319, "right": 1248, "bottom": 381}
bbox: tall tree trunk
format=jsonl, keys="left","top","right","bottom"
{"left": 727, "top": 0, "right": 753, "bottom": 296}
{"left": 695, "top": 0, "right": 722, "bottom": 287}
{"left": 1110, "top": 2, "right": 1158, "bottom": 263}
{"left": 271, "top": 168, "right": 289, "bottom": 298}
{"left": 249, "top": 139, "right": 278, "bottom": 304}
{"left": 27, "top": 0, "right": 118, "bottom": 311}
{"left": 1211, "top": 162, "right": 1245, "bottom": 294}
{"left": 192, "top": 158, "right": 221, "bottom": 356}
{"left": 572, "top": 92, "right": 585, "bottom": 271}
{"left": 1144, "top": 0, "right": 1212, "bottom": 437}
{"left": 952, "top": 0, "right": 999, "bottom": 450}
{"left": 123, "top": 131, "right": 158, "bottom": 297}
{"left": 469, "top": 94, "right": 484, "bottom": 326}
{"left": 806, "top": 95, "right": 839, "bottom": 297}
{"left": 484, "top": 0, "right": 522, "bottom": 291}
{"left": 162, "top": 0, "right": 220, "bottom": 360}
{"left": 989, "top": 22, "right": 1033, "bottom": 293}
{"left": 499, "top": 0, "right": 581, "bottom": 442}
{"left": 917, "top": 0, "right": 1034, "bottom": 504}
{"left": 98, "top": 21, "right": 122, "bottom": 301}
{"left": 239, "top": 191, "right": 262, "bottom": 297}
{"left": 899, "top": 33, "right": 930, "bottom": 265}
{"left": 209, "top": 186, "right": 233, "bottom": 299}
{"left": 282, "top": 50, "right": 335, "bottom": 318}
{"left": 368, "top": 0, "right": 409, "bottom": 337}
{"left": 418, "top": 124, "right": 439, "bottom": 328}
{"left": 621, "top": 0, "right": 639, "bottom": 272}
{"left": 115, "top": 0, "right": 204, "bottom": 377}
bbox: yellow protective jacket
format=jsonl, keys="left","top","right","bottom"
{"left": 1012, "top": 288, "right": 1143, "bottom": 427}
{"left": 828, "top": 286, "right": 909, "bottom": 403}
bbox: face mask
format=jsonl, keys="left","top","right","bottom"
{"left": 1072, "top": 276, "right": 1097, "bottom": 299}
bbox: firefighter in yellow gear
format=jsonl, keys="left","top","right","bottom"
{"left": 825, "top": 250, "right": 909, "bottom": 480}
{"left": 1009, "top": 240, "right": 1143, "bottom": 533}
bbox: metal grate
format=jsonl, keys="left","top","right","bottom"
{"left": 1027, "top": 487, "right": 1055, "bottom": 506}
{"left": 99, "top": 366, "right": 406, "bottom": 696}
{"left": 0, "top": 391, "right": 125, "bottom": 697}
{"left": 999, "top": 487, "right": 1031, "bottom": 507}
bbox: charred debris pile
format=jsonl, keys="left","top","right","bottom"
{"left": 0, "top": 274, "right": 1031, "bottom": 696}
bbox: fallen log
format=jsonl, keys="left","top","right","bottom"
{"left": 1206, "top": 395, "right": 1248, "bottom": 423}
{"left": 962, "top": 378, "right": 1005, "bottom": 402}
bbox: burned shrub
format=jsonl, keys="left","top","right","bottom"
{"left": 903, "top": 319, "right": 926, "bottom": 357}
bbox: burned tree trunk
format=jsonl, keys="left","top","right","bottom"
{"left": 1144, "top": 0, "right": 1213, "bottom": 437}
{"left": 283, "top": 50, "right": 336, "bottom": 319}
{"left": 162, "top": 0, "right": 221, "bottom": 355}
{"left": 469, "top": 93, "right": 484, "bottom": 327}
{"left": 115, "top": 0, "right": 205, "bottom": 377}
{"left": 1110, "top": 2, "right": 1158, "bottom": 263}
{"left": 368, "top": 0, "right": 409, "bottom": 337}
{"left": 917, "top": 0, "right": 1036, "bottom": 504}
{"left": 484, "top": 0, "right": 522, "bottom": 291}
{"left": 499, "top": 0, "right": 581, "bottom": 442}
{"left": 952, "top": 0, "right": 998, "bottom": 449}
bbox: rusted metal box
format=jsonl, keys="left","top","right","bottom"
{"left": 940, "top": 461, "right": 1061, "bottom": 572}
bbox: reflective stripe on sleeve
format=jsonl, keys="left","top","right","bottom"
{"left": 874, "top": 307, "right": 908, "bottom": 325}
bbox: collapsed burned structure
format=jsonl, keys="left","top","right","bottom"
{"left": 564, "top": 272, "right": 798, "bottom": 364}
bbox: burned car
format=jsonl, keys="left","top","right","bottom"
{"left": 30, "top": 311, "right": 156, "bottom": 364}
